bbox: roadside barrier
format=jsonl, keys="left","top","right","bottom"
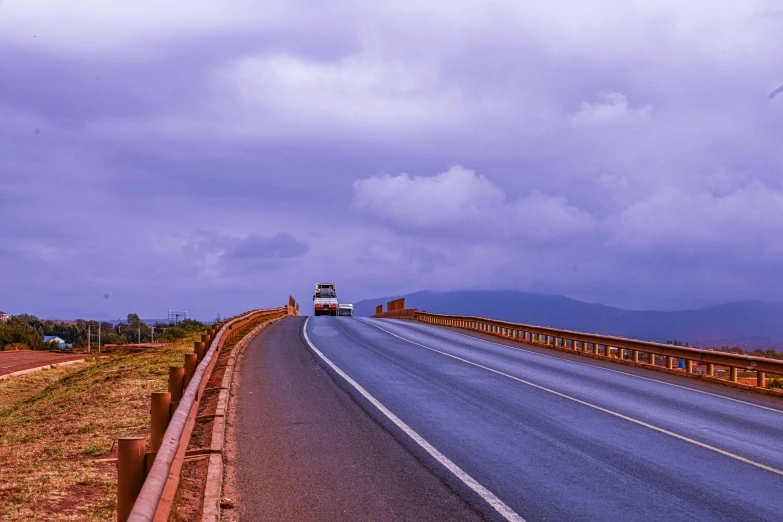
{"left": 117, "top": 300, "right": 298, "bottom": 522}
{"left": 410, "top": 311, "right": 783, "bottom": 396}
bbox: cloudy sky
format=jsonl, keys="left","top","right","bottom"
{"left": 1, "top": 1, "right": 782, "bottom": 319}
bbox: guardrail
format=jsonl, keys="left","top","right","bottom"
{"left": 413, "top": 311, "right": 783, "bottom": 393}
{"left": 117, "top": 302, "right": 297, "bottom": 522}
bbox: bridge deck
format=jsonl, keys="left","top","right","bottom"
{"left": 228, "top": 316, "right": 783, "bottom": 521}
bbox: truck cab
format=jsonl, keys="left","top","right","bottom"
{"left": 313, "top": 284, "right": 338, "bottom": 316}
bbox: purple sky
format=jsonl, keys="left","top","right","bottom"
{"left": 2, "top": 1, "right": 783, "bottom": 319}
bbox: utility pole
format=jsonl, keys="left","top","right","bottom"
{"left": 87, "top": 324, "right": 91, "bottom": 354}
{"left": 151, "top": 326, "right": 155, "bottom": 343}
{"left": 98, "top": 323, "right": 101, "bottom": 354}
{"left": 138, "top": 327, "right": 141, "bottom": 344}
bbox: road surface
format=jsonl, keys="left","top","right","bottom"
{"left": 232, "top": 316, "right": 783, "bottom": 521}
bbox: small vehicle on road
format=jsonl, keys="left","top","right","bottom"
{"left": 338, "top": 304, "right": 354, "bottom": 316}
{"left": 313, "top": 284, "right": 338, "bottom": 316}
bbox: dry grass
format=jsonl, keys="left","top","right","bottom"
{"left": 0, "top": 335, "right": 200, "bottom": 521}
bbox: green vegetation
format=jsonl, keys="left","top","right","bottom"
{"left": 0, "top": 313, "right": 209, "bottom": 350}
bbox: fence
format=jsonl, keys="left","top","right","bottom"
{"left": 413, "top": 311, "right": 783, "bottom": 393}
{"left": 117, "top": 301, "right": 297, "bottom": 522}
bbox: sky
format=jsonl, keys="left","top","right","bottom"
{"left": 1, "top": 0, "right": 783, "bottom": 319}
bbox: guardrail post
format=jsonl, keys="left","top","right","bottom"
{"left": 666, "top": 356, "right": 674, "bottom": 369}
{"left": 648, "top": 353, "right": 656, "bottom": 365}
{"left": 168, "top": 366, "right": 185, "bottom": 404}
{"left": 150, "top": 392, "right": 171, "bottom": 452}
{"left": 184, "top": 353, "right": 197, "bottom": 388}
{"left": 201, "top": 333, "right": 211, "bottom": 350}
{"left": 705, "top": 363, "right": 714, "bottom": 377}
{"left": 592, "top": 343, "right": 598, "bottom": 355}
{"left": 117, "top": 437, "right": 146, "bottom": 522}
{"left": 195, "top": 341, "right": 206, "bottom": 362}
{"left": 730, "top": 367, "right": 738, "bottom": 382}
{"left": 632, "top": 350, "right": 639, "bottom": 363}
{"left": 758, "top": 371, "right": 766, "bottom": 388}
{"left": 685, "top": 360, "right": 693, "bottom": 373}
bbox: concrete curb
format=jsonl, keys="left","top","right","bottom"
{"left": 200, "top": 318, "right": 281, "bottom": 522}
{"left": 0, "top": 358, "right": 85, "bottom": 380}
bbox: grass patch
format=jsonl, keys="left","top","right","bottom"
{"left": 0, "top": 335, "right": 199, "bottom": 521}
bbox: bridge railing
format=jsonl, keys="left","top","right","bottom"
{"left": 119, "top": 304, "right": 295, "bottom": 522}
{"left": 414, "top": 311, "right": 783, "bottom": 393}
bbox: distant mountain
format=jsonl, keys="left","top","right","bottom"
{"left": 354, "top": 291, "right": 783, "bottom": 351}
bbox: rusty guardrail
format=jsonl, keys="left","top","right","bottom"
{"left": 413, "top": 311, "right": 783, "bottom": 393}
{"left": 117, "top": 303, "right": 295, "bottom": 522}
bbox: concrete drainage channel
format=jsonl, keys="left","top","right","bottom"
{"left": 117, "top": 298, "right": 300, "bottom": 522}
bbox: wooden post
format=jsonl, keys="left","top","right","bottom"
{"left": 150, "top": 392, "right": 171, "bottom": 452}
{"left": 117, "top": 437, "right": 146, "bottom": 522}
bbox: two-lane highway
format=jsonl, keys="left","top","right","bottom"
{"left": 303, "top": 316, "right": 783, "bottom": 521}
{"left": 230, "top": 315, "right": 783, "bottom": 521}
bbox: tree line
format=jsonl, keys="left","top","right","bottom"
{"left": 0, "top": 313, "right": 211, "bottom": 351}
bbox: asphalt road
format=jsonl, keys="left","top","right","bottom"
{"left": 299, "top": 316, "right": 783, "bottom": 522}
{"left": 231, "top": 316, "right": 483, "bottom": 521}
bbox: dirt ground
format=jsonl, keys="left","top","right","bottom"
{"left": 0, "top": 336, "right": 201, "bottom": 521}
{"left": 0, "top": 351, "right": 85, "bottom": 376}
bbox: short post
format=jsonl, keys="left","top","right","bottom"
{"left": 201, "top": 333, "right": 211, "bottom": 349}
{"left": 184, "top": 353, "right": 197, "bottom": 389}
{"left": 150, "top": 392, "right": 171, "bottom": 452}
{"left": 593, "top": 343, "right": 599, "bottom": 355}
{"left": 117, "top": 437, "right": 146, "bottom": 522}
{"left": 705, "top": 363, "right": 714, "bottom": 377}
{"left": 168, "top": 366, "right": 185, "bottom": 403}
{"left": 632, "top": 350, "right": 639, "bottom": 363}
{"left": 730, "top": 367, "right": 738, "bottom": 382}
{"left": 757, "top": 371, "right": 766, "bottom": 388}
{"left": 648, "top": 353, "right": 656, "bottom": 366}
{"left": 666, "top": 356, "right": 674, "bottom": 369}
{"left": 195, "top": 341, "right": 206, "bottom": 362}
{"left": 685, "top": 360, "right": 693, "bottom": 373}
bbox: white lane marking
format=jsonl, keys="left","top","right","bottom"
{"left": 385, "top": 319, "right": 783, "bottom": 416}
{"left": 357, "top": 318, "right": 783, "bottom": 478}
{"left": 303, "top": 318, "right": 526, "bottom": 522}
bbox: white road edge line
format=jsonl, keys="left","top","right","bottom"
{"left": 394, "top": 319, "right": 783, "bottom": 416}
{"left": 357, "top": 318, "right": 783, "bottom": 478}
{"left": 303, "top": 318, "right": 526, "bottom": 522}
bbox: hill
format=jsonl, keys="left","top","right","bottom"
{"left": 354, "top": 291, "right": 783, "bottom": 351}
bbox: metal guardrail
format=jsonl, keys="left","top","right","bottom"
{"left": 414, "top": 311, "right": 783, "bottom": 390}
{"left": 119, "top": 305, "right": 292, "bottom": 522}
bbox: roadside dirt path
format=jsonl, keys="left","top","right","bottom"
{"left": 0, "top": 351, "right": 84, "bottom": 376}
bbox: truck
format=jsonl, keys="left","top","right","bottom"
{"left": 313, "top": 283, "right": 338, "bottom": 316}
{"left": 338, "top": 303, "right": 354, "bottom": 317}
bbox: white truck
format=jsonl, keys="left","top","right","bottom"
{"left": 338, "top": 303, "right": 354, "bottom": 317}
{"left": 313, "top": 283, "right": 338, "bottom": 316}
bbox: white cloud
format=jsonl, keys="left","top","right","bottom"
{"left": 572, "top": 92, "right": 652, "bottom": 127}
{"left": 218, "top": 53, "right": 470, "bottom": 137}
{"left": 609, "top": 183, "right": 783, "bottom": 253}
{"left": 353, "top": 165, "right": 595, "bottom": 242}
{"left": 0, "top": 0, "right": 290, "bottom": 56}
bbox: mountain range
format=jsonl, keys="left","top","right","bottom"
{"left": 353, "top": 291, "right": 783, "bottom": 351}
